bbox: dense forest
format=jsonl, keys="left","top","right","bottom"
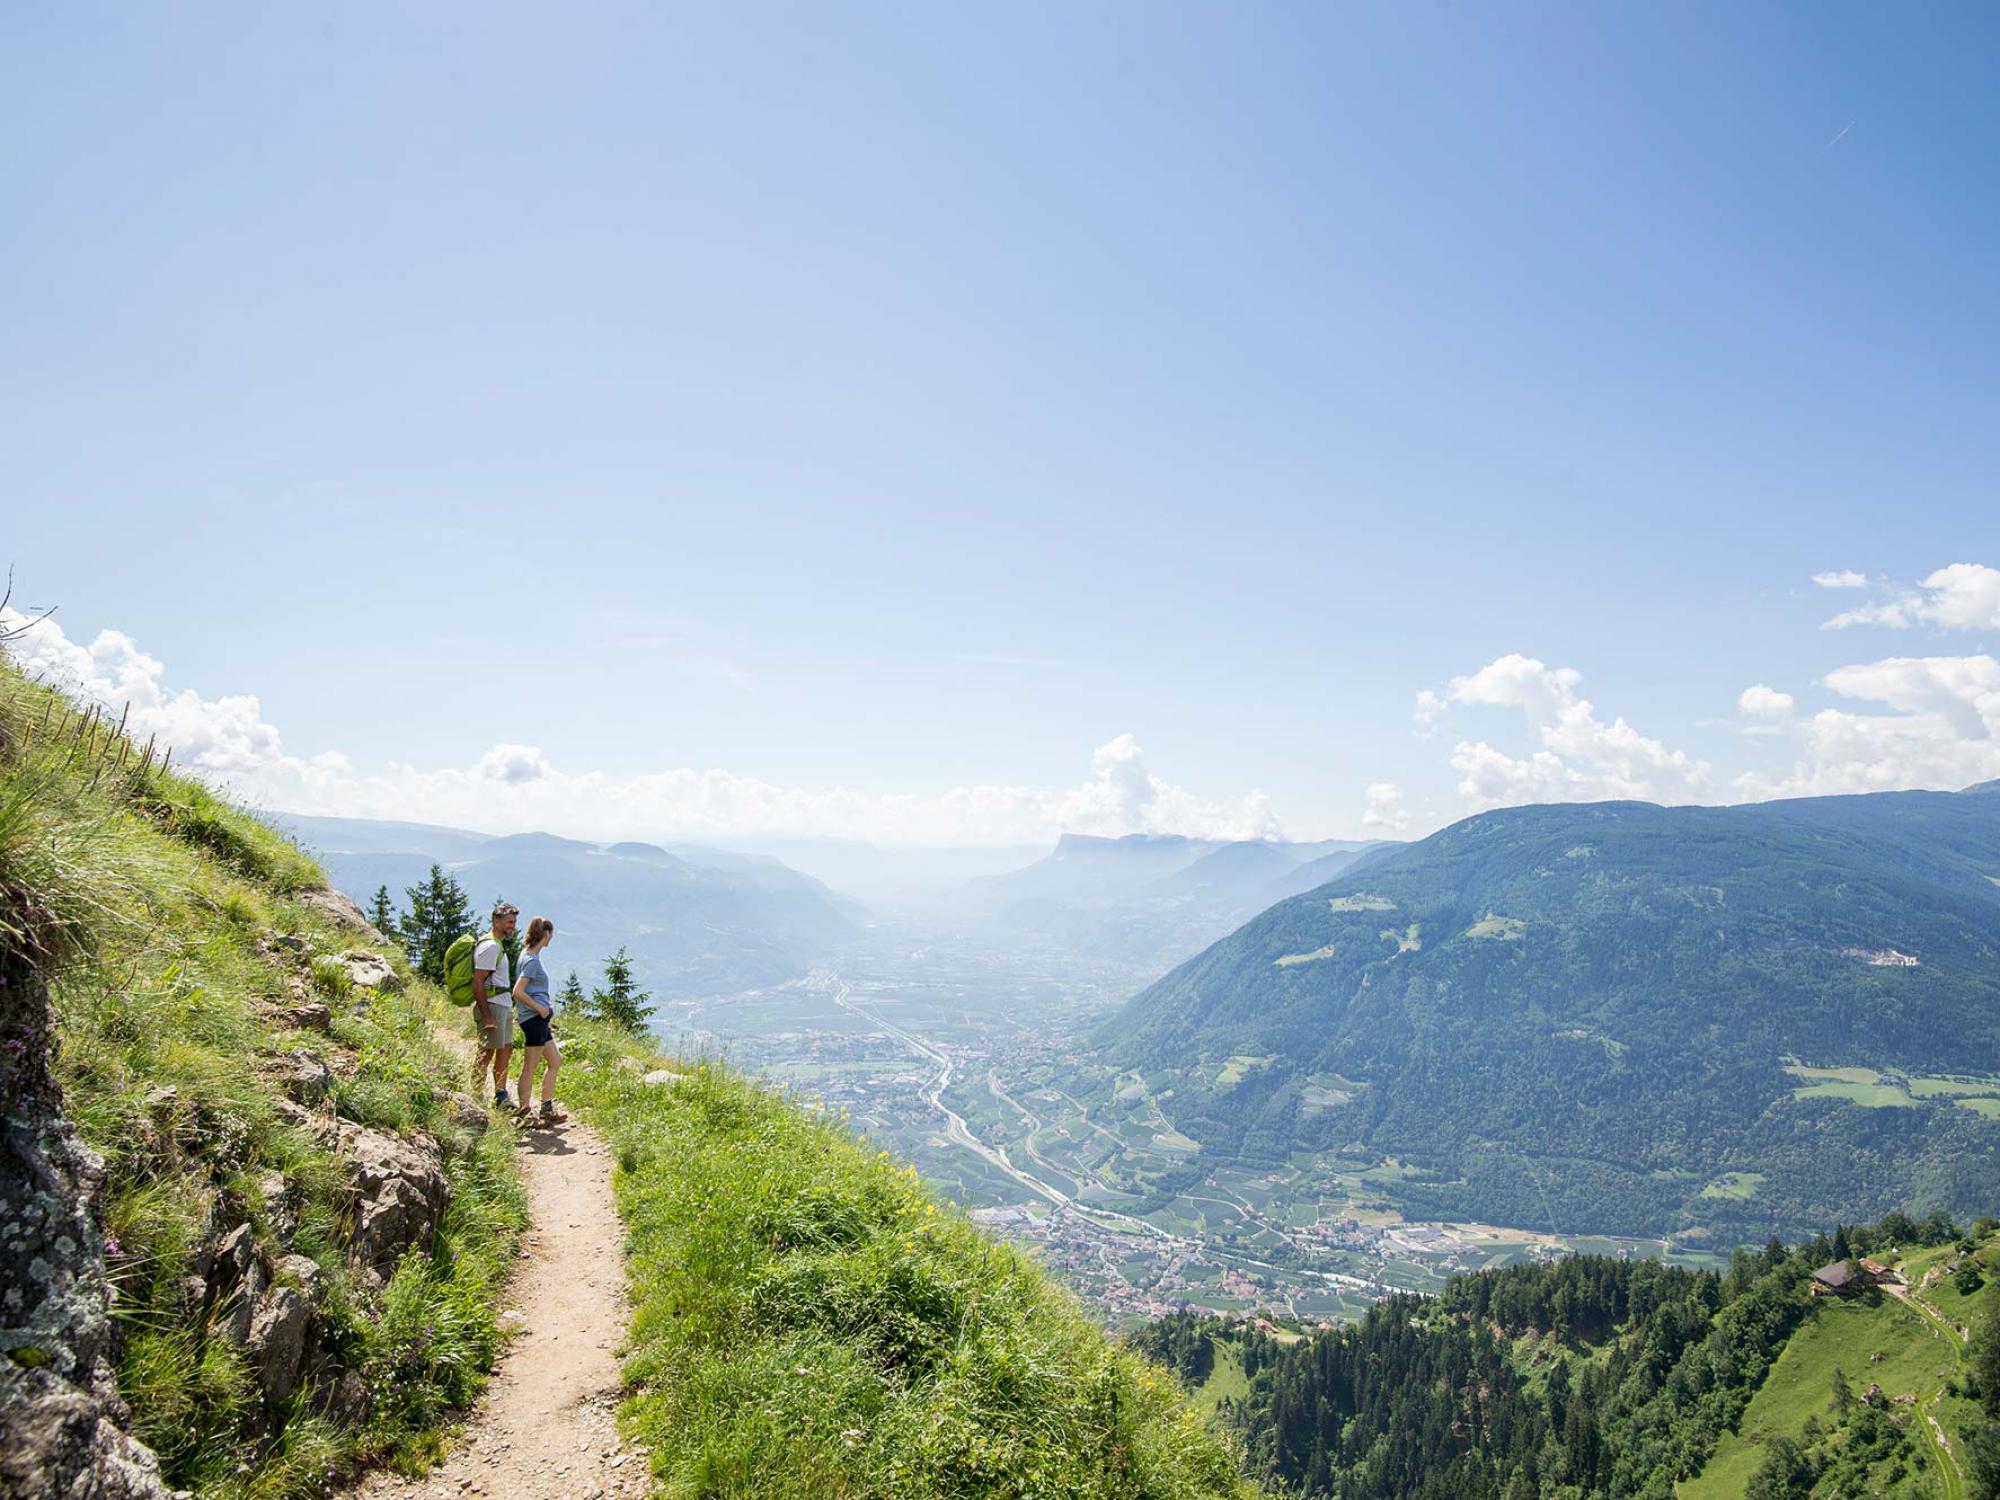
{"left": 1135, "top": 1212, "right": 2000, "bottom": 1499}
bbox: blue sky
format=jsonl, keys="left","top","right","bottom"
{"left": 5, "top": 3, "right": 1997, "bottom": 846}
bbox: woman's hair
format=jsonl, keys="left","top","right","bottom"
{"left": 526, "top": 915, "right": 555, "bottom": 946}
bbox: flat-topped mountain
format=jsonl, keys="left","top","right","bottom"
{"left": 278, "top": 813, "right": 859, "bottom": 995}
{"left": 1096, "top": 786, "right": 2000, "bottom": 1240}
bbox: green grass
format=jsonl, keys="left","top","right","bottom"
{"left": 1379, "top": 923, "right": 1421, "bottom": 954}
{"left": 1272, "top": 944, "right": 1337, "bottom": 967}
{"left": 1684, "top": 1294, "right": 1956, "bottom": 1500}
{"left": 1215, "top": 1055, "right": 1275, "bottom": 1087}
{"left": 1325, "top": 893, "right": 1394, "bottom": 912}
{"left": 557, "top": 1023, "right": 1259, "bottom": 1499}
{"left": 1699, "top": 1171, "right": 1767, "bottom": 1201}
{"left": 1463, "top": 912, "right": 1526, "bottom": 941}
{"left": 1793, "top": 1080, "right": 1920, "bottom": 1108}
{"left": 0, "top": 660, "right": 524, "bottom": 1496}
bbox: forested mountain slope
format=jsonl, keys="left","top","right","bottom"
{"left": 1137, "top": 1213, "right": 2000, "bottom": 1500}
{"left": 1098, "top": 789, "right": 2000, "bottom": 1238}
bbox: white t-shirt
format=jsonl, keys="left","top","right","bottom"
{"left": 472, "top": 937, "right": 512, "bottom": 999}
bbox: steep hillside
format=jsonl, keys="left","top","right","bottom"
{"left": 959, "top": 833, "right": 1391, "bottom": 974}
{"left": 2, "top": 658, "right": 1259, "bottom": 1499}
{"left": 1098, "top": 790, "right": 2000, "bottom": 1239}
{"left": 0, "top": 662, "right": 523, "bottom": 1497}
{"left": 1140, "top": 1212, "right": 2000, "bottom": 1500}
{"left": 278, "top": 812, "right": 858, "bottom": 994}
{"left": 548, "top": 1024, "right": 1259, "bottom": 1499}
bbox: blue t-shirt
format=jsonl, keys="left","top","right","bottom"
{"left": 514, "top": 952, "right": 552, "bottom": 1024}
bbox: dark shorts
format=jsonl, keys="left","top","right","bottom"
{"left": 521, "top": 1012, "right": 553, "bottom": 1048}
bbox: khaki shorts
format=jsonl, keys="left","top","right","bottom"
{"left": 474, "top": 998, "right": 516, "bottom": 1050}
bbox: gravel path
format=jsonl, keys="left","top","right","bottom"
{"left": 351, "top": 1115, "right": 646, "bottom": 1500}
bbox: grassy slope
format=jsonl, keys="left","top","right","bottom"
{"left": 1, "top": 662, "right": 524, "bottom": 1496}
{"left": 555, "top": 1022, "right": 1260, "bottom": 1499}
{"left": 1682, "top": 1237, "right": 2000, "bottom": 1500}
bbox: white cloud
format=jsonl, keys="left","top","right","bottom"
{"left": 1735, "top": 654, "right": 2000, "bottom": 799}
{"left": 1360, "top": 782, "right": 1410, "bottom": 831}
{"left": 1824, "top": 563, "right": 2000, "bottom": 631}
{"left": 0, "top": 610, "right": 1285, "bottom": 848}
{"left": 1416, "top": 654, "right": 1713, "bottom": 811}
{"left": 1812, "top": 570, "right": 1869, "bottom": 589}
{"left": 1737, "top": 683, "right": 1796, "bottom": 722}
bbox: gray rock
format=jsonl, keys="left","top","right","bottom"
{"left": 246, "top": 1287, "right": 312, "bottom": 1405}
{"left": 264, "top": 1050, "right": 333, "bottom": 1106}
{"left": 336, "top": 1122, "right": 449, "bottom": 1281}
{"left": 271, "top": 1254, "right": 324, "bottom": 1299}
{"left": 269, "top": 999, "right": 332, "bottom": 1033}
{"left": 0, "top": 947, "right": 171, "bottom": 1497}
{"left": 0, "top": 1387, "right": 169, "bottom": 1500}
{"left": 329, "top": 1368, "right": 370, "bottom": 1425}
{"left": 257, "top": 1171, "right": 299, "bottom": 1242}
{"left": 268, "top": 933, "right": 309, "bottom": 955}
{"left": 447, "top": 1092, "right": 490, "bottom": 1138}
{"left": 297, "top": 888, "right": 377, "bottom": 937}
{"left": 337, "top": 949, "right": 403, "bottom": 993}
{"left": 642, "top": 1069, "right": 686, "bottom": 1087}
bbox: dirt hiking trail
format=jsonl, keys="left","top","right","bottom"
{"left": 352, "top": 1114, "right": 646, "bottom": 1500}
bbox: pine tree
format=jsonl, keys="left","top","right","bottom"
{"left": 401, "top": 864, "right": 475, "bottom": 983}
{"left": 367, "top": 883, "right": 400, "bottom": 938}
{"left": 559, "top": 970, "right": 587, "bottom": 1013}
{"left": 1832, "top": 1224, "right": 1853, "bottom": 1263}
{"left": 590, "top": 947, "right": 655, "bottom": 1034}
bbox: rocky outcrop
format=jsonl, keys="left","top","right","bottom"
{"left": 263, "top": 1049, "right": 335, "bottom": 1106}
{"left": 0, "top": 947, "right": 170, "bottom": 1499}
{"left": 337, "top": 949, "right": 403, "bottom": 994}
{"left": 336, "top": 1121, "right": 449, "bottom": 1285}
{"left": 297, "top": 887, "right": 378, "bottom": 938}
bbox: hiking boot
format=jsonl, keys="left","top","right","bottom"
{"left": 538, "top": 1101, "right": 565, "bottom": 1126}
{"left": 493, "top": 1091, "right": 513, "bottom": 1110}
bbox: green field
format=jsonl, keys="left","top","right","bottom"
{"left": 1684, "top": 1295, "right": 1960, "bottom": 1500}
{"left": 1273, "top": 944, "right": 1338, "bottom": 966}
{"left": 1327, "top": 893, "right": 1395, "bottom": 912}
{"left": 1699, "top": 1171, "right": 1767, "bottom": 1201}
{"left": 1464, "top": 912, "right": 1526, "bottom": 941}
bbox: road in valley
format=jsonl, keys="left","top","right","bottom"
{"left": 823, "top": 971, "right": 1388, "bottom": 1299}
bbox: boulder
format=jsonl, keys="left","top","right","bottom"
{"left": 268, "top": 998, "right": 332, "bottom": 1033}
{"left": 337, "top": 950, "right": 403, "bottom": 993}
{"left": 336, "top": 1123, "right": 449, "bottom": 1281}
{"left": 297, "top": 888, "right": 378, "bottom": 937}
{"left": 272, "top": 1253, "right": 325, "bottom": 1299}
{"left": 642, "top": 1069, "right": 687, "bottom": 1087}
{"left": 269, "top": 1097, "right": 338, "bottom": 1146}
{"left": 246, "top": 1287, "right": 313, "bottom": 1405}
{"left": 446, "top": 1092, "right": 490, "bottom": 1138}
{"left": 263, "top": 1050, "right": 333, "bottom": 1106}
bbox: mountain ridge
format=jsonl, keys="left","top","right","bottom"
{"left": 1097, "top": 785, "right": 2000, "bottom": 1239}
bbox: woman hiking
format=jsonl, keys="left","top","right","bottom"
{"left": 511, "top": 915, "right": 564, "bottom": 1127}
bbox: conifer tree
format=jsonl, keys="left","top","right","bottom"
{"left": 367, "top": 883, "right": 400, "bottom": 938}
{"left": 401, "top": 864, "right": 474, "bottom": 982}
{"left": 590, "top": 947, "right": 655, "bottom": 1034}
{"left": 559, "top": 970, "right": 587, "bottom": 1013}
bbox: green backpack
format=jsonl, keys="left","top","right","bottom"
{"left": 443, "top": 930, "right": 486, "bottom": 1007}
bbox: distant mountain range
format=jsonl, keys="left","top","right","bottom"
{"left": 1096, "top": 784, "right": 2000, "bottom": 1240}
{"left": 276, "top": 814, "right": 861, "bottom": 997}
{"left": 954, "top": 832, "right": 1397, "bottom": 974}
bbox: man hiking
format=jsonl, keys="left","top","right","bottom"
{"left": 472, "top": 902, "right": 520, "bottom": 1108}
